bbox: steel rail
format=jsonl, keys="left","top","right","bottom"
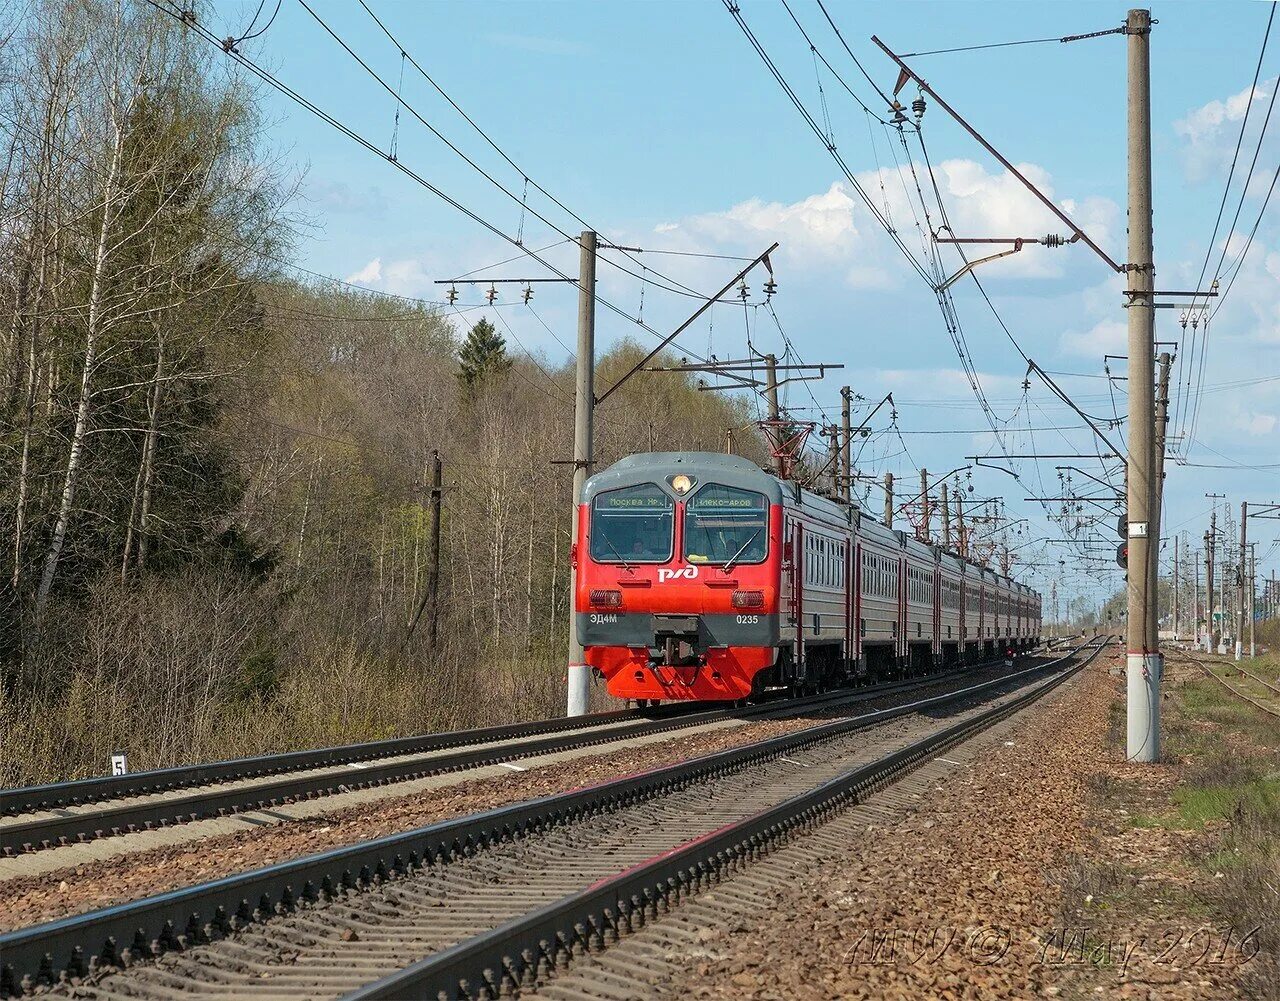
{"left": 0, "top": 642, "right": 1090, "bottom": 997}
{"left": 351, "top": 639, "right": 1109, "bottom": 1000}
{"left": 1179, "top": 650, "right": 1280, "bottom": 718}
{"left": 0, "top": 657, "right": 1029, "bottom": 854}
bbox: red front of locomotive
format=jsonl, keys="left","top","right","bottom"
{"left": 574, "top": 453, "right": 785, "bottom": 702}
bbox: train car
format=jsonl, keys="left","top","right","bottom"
{"left": 574, "top": 452, "right": 1040, "bottom": 704}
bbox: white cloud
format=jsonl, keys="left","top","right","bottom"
{"left": 874, "top": 367, "right": 1026, "bottom": 401}
{"left": 652, "top": 160, "right": 1117, "bottom": 289}
{"left": 346, "top": 258, "right": 382, "bottom": 284}
{"left": 1174, "top": 79, "right": 1275, "bottom": 181}
{"left": 1058, "top": 318, "right": 1126, "bottom": 358}
{"left": 1239, "top": 412, "right": 1278, "bottom": 436}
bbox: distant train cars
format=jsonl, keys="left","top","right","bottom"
{"left": 574, "top": 452, "right": 1041, "bottom": 703}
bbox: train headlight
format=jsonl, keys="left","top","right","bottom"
{"left": 732, "top": 590, "right": 765, "bottom": 609}
{"left": 670, "top": 474, "right": 695, "bottom": 495}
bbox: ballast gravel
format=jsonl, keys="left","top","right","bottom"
{"left": 663, "top": 648, "right": 1250, "bottom": 1001}
{"left": 0, "top": 664, "right": 1031, "bottom": 933}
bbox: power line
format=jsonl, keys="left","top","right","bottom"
{"left": 145, "top": 0, "right": 725, "bottom": 373}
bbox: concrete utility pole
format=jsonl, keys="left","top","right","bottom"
{"left": 1124, "top": 8, "right": 1159, "bottom": 763}
{"left": 941, "top": 482, "right": 952, "bottom": 549}
{"left": 956, "top": 490, "right": 966, "bottom": 557}
{"left": 724, "top": 427, "right": 735, "bottom": 454}
{"left": 1172, "top": 534, "right": 1179, "bottom": 640}
{"left": 764, "top": 353, "right": 783, "bottom": 477}
{"left": 566, "top": 230, "right": 597, "bottom": 717}
{"left": 840, "top": 387, "right": 852, "bottom": 504}
{"left": 919, "top": 469, "right": 931, "bottom": 543}
{"left": 1249, "top": 543, "right": 1257, "bottom": 657}
{"left": 1206, "top": 517, "right": 1216, "bottom": 653}
{"left": 1237, "top": 501, "right": 1247, "bottom": 660}
{"left": 1193, "top": 548, "right": 1201, "bottom": 647}
{"left": 826, "top": 426, "right": 840, "bottom": 496}
{"left": 883, "top": 471, "right": 894, "bottom": 528}
{"left": 1150, "top": 350, "right": 1171, "bottom": 644}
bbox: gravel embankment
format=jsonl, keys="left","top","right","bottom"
{"left": 658, "top": 648, "right": 1250, "bottom": 1000}
{"left": 0, "top": 663, "right": 1034, "bottom": 932}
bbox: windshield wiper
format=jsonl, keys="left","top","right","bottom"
{"left": 722, "top": 529, "right": 762, "bottom": 574}
{"left": 597, "top": 531, "right": 633, "bottom": 571}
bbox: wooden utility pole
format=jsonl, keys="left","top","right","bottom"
{"left": 883, "top": 471, "right": 894, "bottom": 528}
{"left": 941, "top": 481, "right": 952, "bottom": 549}
{"left": 566, "top": 230, "right": 597, "bottom": 717}
{"left": 764, "top": 353, "right": 783, "bottom": 477}
{"left": 1124, "top": 7, "right": 1159, "bottom": 762}
{"left": 840, "top": 386, "right": 852, "bottom": 504}
{"left": 402, "top": 450, "right": 444, "bottom": 650}
{"left": 426, "top": 450, "right": 443, "bottom": 646}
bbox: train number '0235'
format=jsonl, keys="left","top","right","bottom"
{"left": 735, "top": 614, "right": 760, "bottom": 625}
{"left": 589, "top": 613, "right": 618, "bottom": 624}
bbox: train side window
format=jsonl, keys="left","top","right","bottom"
{"left": 589, "top": 483, "right": 674, "bottom": 563}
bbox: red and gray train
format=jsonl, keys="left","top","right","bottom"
{"left": 574, "top": 452, "right": 1042, "bottom": 703}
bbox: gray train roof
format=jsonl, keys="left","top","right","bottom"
{"left": 586, "top": 453, "right": 1038, "bottom": 598}
{"left": 582, "top": 452, "right": 785, "bottom": 506}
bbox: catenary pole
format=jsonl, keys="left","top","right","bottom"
{"left": 1206, "top": 516, "right": 1216, "bottom": 653}
{"left": 1124, "top": 8, "right": 1160, "bottom": 762}
{"left": 1237, "top": 501, "right": 1247, "bottom": 660}
{"left": 764, "top": 354, "right": 783, "bottom": 477}
{"left": 941, "top": 481, "right": 952, "bottom": 549}
{"left": 840, "top": 386, "right": 852, "bottom": 504}
{"left": 566, "top": 230, "right": 597, "bottom": 717}
{"left": 1150, "top": 351, "right": 1170, "bottom": 644}
{"left": 883, "top": 471, "right": 894, "bottom": 528}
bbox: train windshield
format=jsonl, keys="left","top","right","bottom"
{"left": 684, "top": 484, "right": 768, "bottom": 565}
{"left": 589, "top": 484, "right": 674, "bottom": 563}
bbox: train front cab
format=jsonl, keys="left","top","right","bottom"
{"left": 575, "top": 453, "right": 784, "bottom": 702}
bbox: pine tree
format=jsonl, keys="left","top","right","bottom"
{"left": 457, "top": 319, "right": 512, "bottom": 391}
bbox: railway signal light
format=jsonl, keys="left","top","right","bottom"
{"left": 1116, "top": 542, "right": 1128, "bottom": 569}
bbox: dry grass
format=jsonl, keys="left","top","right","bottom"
{"left": 1, "top": 570, "right": 586, "bottom": 787}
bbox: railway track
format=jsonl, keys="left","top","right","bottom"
{"left": 0, "top": 640, "right": 1105, "bottom": 999}
{"left": 0, "top": 658, "right": 1031, "bottom": 857}
{"left": 1176, "top": 649, "right": 1280, "bottom": 718}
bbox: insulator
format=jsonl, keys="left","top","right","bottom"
{"left": 1042, "top": 233, "right": 1065, "bottom": 248}
{"left": 763, "top": 279, "right": 778, "bottom": 297}
{"left": 912, "top": 96, "right": 926, "bottom": 120}
{"left": 486, "top": 285, "right": 498, "bottom": 304}
{"left": 523, "top": 285, "right": 534, "bottom": 304}
{"left": 738, "top": 281, "right": 749, "bottom": 301}
{"left": 1179, "top": 311, "right": 1188, "bottom": 328}
{"left": 447, "top": 285, "right": 459, "bottom": 304}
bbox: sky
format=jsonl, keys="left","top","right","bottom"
{"left": 207, "top": 0, "right": 1280, "bottom": 618}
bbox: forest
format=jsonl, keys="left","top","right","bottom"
{"left": 0, "top": 1, "right": 764, "bottom": 785}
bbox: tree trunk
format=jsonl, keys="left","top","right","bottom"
{"left": 34, "top": 113, "right": 125, "bottom": 624}
{"left": 133, "top": 336, "right": 166, "bottom": 573}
